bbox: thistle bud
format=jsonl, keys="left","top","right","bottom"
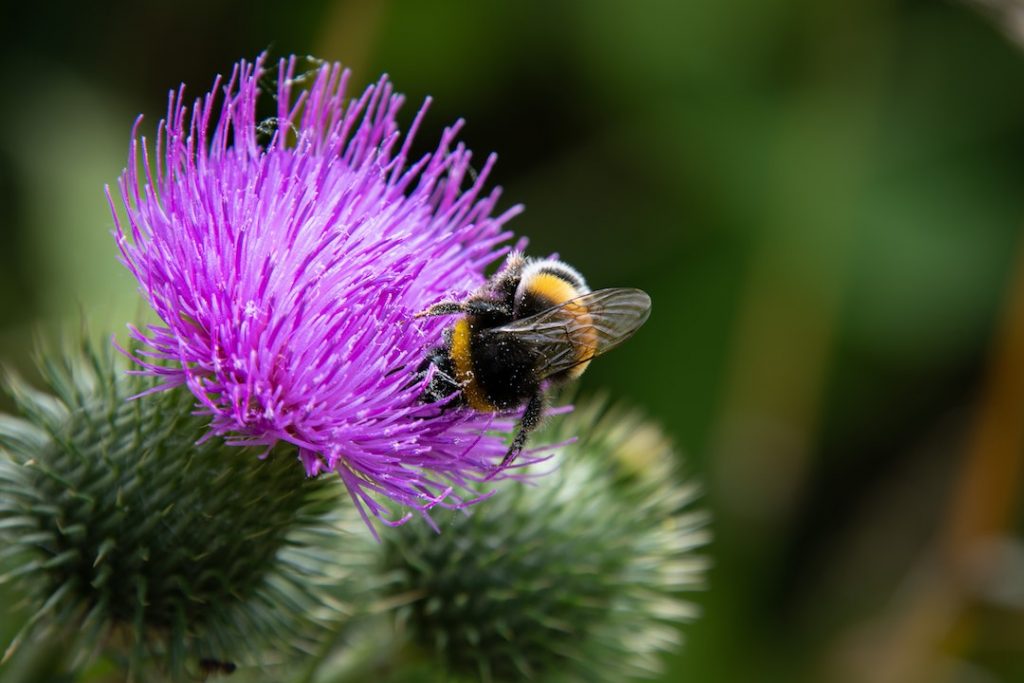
{"left": 0, "top": 340, "right": 361, "bottom": 680}
{"left": 376, "top": 398, "right": 711, "bottom": 682}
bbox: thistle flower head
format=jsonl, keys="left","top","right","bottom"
{"left": 109, "top": 55, "right": 523, "bottom": 530}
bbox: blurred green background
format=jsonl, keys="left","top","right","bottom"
{"left": 3, "top": 0, "right": 1024, "bottom": 681}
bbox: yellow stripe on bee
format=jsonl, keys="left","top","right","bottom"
{"left": 528, "top": 272, "right": 579, "bottom": 308}
{"left": 563, "top": 297, "right": 596, "bottom": 379}
{"left": 451, "top": 318, "right": 496, "bottom": 411}
{"left": 527, "top": 273, "right": 596, "bottom": 379}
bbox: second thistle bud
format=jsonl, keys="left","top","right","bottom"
{"left": 376, "top": 398, "right": 711, "bottom": 683}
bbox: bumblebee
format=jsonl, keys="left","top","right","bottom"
{"left": 416, "top": 251, "right": 651, "bottom": 471}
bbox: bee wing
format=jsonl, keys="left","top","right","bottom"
{"left": 491, "top": 288, "right": 652, "bottom": 380}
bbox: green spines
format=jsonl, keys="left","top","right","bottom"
{"left": 378, "top": 398, "right": 711, "bottom": 683}
{"left": 0, "top": 339, "right": 351, "bottom": 679}
{"left": 0, "top": 340, "right": 709, "bottom": 683}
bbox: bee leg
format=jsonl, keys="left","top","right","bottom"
{"left": 414, "top": 301, "right": 467, "bottom": 318}
{"left": 497, "top": 391, "right": 545, "bottom": 471}
{"left": 464, "top": 300, "right": 512, "bottom": 316}
{"left": 415, "top": 346, "right": 461, "bottom": 405}
{"left": 415, "top": 299, "right": 511, "bottom": 318}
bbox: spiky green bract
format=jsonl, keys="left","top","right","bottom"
{"left": 377, "top": 398, "right": 711, "bottom": 683}
{"left": 0, "top": 339, "right": 366, "bottom": 680}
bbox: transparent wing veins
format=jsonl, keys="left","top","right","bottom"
{"left": 490, "top": 288, "right": 651, "bottom": 379}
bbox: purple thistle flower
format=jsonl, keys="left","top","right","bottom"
{"left": 108, "top": 54, "right": 527, "bottom": 534}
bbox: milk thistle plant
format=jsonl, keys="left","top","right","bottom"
{"left": 0, "top": 55, "right": 708, "bottom": 682}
